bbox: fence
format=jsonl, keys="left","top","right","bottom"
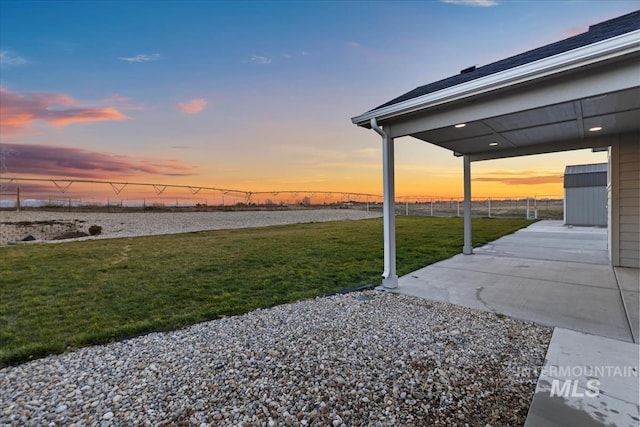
{"left": 382, "top": 197, "right": 563, "bottom": 219}
{"left": 0, "top": 177, "right": 562, "bottom": 219}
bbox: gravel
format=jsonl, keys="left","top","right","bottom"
{"left": 0, "top": 292, "right": 551, "bottom": 426}
{"left": 0, "top": 209, "right": 381, "bottom": 243}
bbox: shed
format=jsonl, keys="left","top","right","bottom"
{"left": 564, "top": 163, "right": 608, "bottom": 226}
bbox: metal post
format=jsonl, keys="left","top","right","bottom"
{"left": 16, "top": 186, "right": 20, "bottom": 212}
{"left": 405, "top": 199, "right": 409, "bottom": 216}
{"left": 430, "top": 200, "right": 433, "bottom": 217}
{"left": 463, "top": 155, "right": 472, "bottom": 255}
{"left": 488, "top": 198, "right": 491, "bottom": 217}
{"left": 526, "top": 198, "right": 530, "bottom": 219}
{"left": 457, "top": 200, "right": 460, "bottom": 217}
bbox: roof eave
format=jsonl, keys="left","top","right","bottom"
{"left": 351, "top": 29, "right": 640, "bottom": 128}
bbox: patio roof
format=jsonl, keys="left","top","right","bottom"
{"left": 350, "top": 10, "right": 640, "bottom": 289}
{"left": 352, "top": 10, "right": 640, "bottom": 162}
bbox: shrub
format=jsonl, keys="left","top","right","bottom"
{"left": 88, "top": 225, "right": 102, "bottom": 236}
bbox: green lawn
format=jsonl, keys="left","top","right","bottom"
{"left": 0, "top": 216, "right": 531, "bottom": 366}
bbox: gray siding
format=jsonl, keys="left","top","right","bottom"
{"left": 618, "top": 137, "right": 639, "bottom": 268}
{"left": 610, "top": 132, "right": 639, "bottom": 268}
{"left": 565, "top": 186, "right": 608, "bottom": 226}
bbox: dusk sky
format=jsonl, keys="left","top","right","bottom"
{"left": 1, "top": 0, "right": 637, "bottom": 202}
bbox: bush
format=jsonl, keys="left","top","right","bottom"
{"left": 88, "top": 225, "right": 102, "bottom": 236}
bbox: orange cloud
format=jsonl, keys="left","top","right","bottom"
{"left": 0, "top": 87, "right": 127, "bottom": 136}
{"left": 474, "top": 174, "right": 562, "bottom": 185}
{"left": 176, "top": 98, "right": 207, "bottom": 114}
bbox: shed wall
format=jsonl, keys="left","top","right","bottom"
{"left": 565, "top": 186, "right": 608, "bottom": 226}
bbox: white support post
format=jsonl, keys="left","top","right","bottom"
{"left": 382, "top": 134, "right": 398, "bottom": 288}
{"left": 463, "top": 155, "right": 473, "bottom": 255}
{"left": 372, "top": 119, "right": 398, "bottom": 289}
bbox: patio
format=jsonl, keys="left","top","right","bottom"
{"left": 394, "top": 220, "right": 638, "bottom": 342}
{"left": 388, "top": 220, "right": 639, "bottom": 426}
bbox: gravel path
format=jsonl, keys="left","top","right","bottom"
{"left": 0, "top": 292, "right": 551, "bottom": 426}
{"left": 0, "top": 209, "right": 381, "bottom": 242}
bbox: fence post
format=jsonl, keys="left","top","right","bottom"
{"left": 457, "top": 200, "right": 460, "bottom": 217}
{"left": 430, "top": 200, "right": 433, "bottom": 217}
{"left": 488, "top": 198, "right": 491, "bottom": 217}
{"left": 526, "top": 198, "right": 530, "bottom": 219}
{"left": 405, "top": 199, "right": 409, "bottom": 216}
{"left": 16, "top": 187, "right": 20, "bottom": 212}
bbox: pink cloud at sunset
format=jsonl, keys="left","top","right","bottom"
{"left": 0, "top": 87, "right": 127, "bottom": 136}
{"left": 176, "top": 98, "right": 207, "bottom": 114}
{"left": 1, "top": 143, "right": 198, "bottom": 180}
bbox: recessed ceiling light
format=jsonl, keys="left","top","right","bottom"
{"left": 489, "top": 142, "right": 499, "bottom": 146}
{"left": 454, "top": 123, "right": 466, "bottom": 128}
{"left": 589, "top": 126, "right": 603, "bottom": 132}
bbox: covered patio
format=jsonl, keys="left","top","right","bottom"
{"left": 352, "top": 10, "right": 639, "bottom": 289}
{"left": 351, "top": 10, "right": 639, "bottom": 426}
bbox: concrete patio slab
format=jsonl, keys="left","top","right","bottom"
{"left": 524, "top": 328, "right": 639, "bottom": 427}
{"left": 398, "top": 257, "right": 632, "bottom": 340}
{"left": 395, "top": 221, "right": 634, "bottom": 342}
{"left": 474, "top": 222, "right": 609, "bottom": 265}
{"left": 391, "top": 219, "right": 639, "bottom": 426}
{"left": 615, "top": 267, "right": 640, "bottom": 342}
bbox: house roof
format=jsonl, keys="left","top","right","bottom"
{"left": 565, "top": 163, "right": 608, "bottom": 175}
{"left": 351, "top": 10, "right": 640, "bottom": 162}
{"left": 374, "top": 10, "right": 640, "bottom": 111}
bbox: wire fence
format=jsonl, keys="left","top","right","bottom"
{"left": 0, "top": 177, "right": 562, "bottom": 219}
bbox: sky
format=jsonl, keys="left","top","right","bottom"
{"left": 1, "top": 0, "right": 637, "bottom": 204}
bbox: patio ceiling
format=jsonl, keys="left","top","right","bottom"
{"left": 409, "top": 86, "right": 640, "bottom": 161}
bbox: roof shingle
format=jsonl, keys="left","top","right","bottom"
{"left": 374, "top": 10, "right": 640, "bottom": 111}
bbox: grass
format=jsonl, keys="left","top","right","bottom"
{"left": 0, "top": 216, "right": 531, "bottom": 367}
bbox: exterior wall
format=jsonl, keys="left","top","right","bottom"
{"left": 564, "top": 186, "right": 608, "bottom": 226}
{"left": 610, "top": 132, "right": 640, "bottom": 268}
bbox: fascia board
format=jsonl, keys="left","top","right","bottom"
{"left": 351, "top": 30, "right": 640, "bottom": 127}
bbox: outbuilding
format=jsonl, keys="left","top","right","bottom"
{"left": 564, "top": 163, "right": 608, "bottom": 226}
